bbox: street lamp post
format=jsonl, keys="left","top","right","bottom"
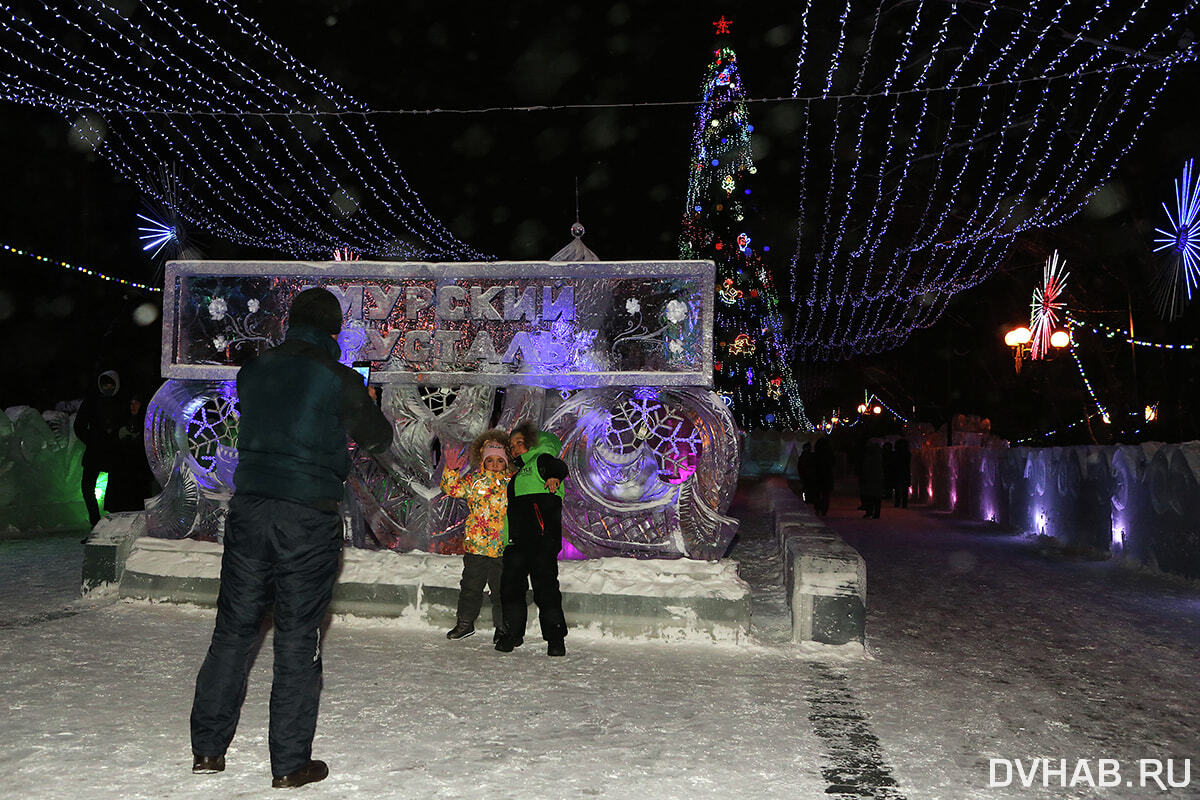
{"left": 1004, "top": 325, "right": 1070, "bottom": 373}
{"left": 1004, "top": 326, "right": 1033, "bottom": 373}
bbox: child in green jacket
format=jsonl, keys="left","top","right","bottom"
{"left": 495, "top": 421, "right": 569, "bottom": 656}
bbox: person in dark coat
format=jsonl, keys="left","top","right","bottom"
{"left": 810, "top": 437, "right": 835, "bottom": 517}
{"left": 496, "top": 420, "right": 570, "bottom": 657}
{"left": 103, "top": 392, "right": 154, "bottom": 513}
{"left": 190, "top": 288, "right": 393, "bottom": 789}
{"left": 892, "top": 439, "right": 912, "bottom": 508}
{"left": 881, "top": 441, "right": 896, "bottom": 500}
{"left": 73, "top": 369, "right": 125, "bottom": 526}
{"left": 859, "top": 441, "right": 884, "bottom": 519}
{"left": 796, "top": 441, "right": 815, "bottom": 504}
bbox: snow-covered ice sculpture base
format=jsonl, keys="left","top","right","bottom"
{"left": 117, "top": 534, "right": 751, "bottom": 643}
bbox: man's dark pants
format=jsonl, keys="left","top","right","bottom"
{"left": 500, "top": 542, "right": 567, "bottom": 642}
{"left": 190, "top": 494, "right": 342, "bottom": 777}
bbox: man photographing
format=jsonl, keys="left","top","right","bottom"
{"left": 189, "top": 288, "right": 393, "bottom": 789}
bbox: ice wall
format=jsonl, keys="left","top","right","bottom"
{"left": 739, "top": 429, "right": 809, "bottom": 476}
{"left": 0, "top": 406, "right": 88, "bottom": 532}
{"left": 911, "top": 442, "right": 1200, "bottom": 579}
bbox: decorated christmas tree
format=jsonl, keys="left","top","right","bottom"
{"left": 679, "top": 42, "right": 811, "bottom": 431}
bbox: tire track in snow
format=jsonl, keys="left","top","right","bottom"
{"left": 729, "top": 480, "right": 905, "bottom": 796}
{"left": 0, "top": 607, "right": 87, "bottom": 629}
{"left": 806, "top": 662, "right": 907, "bottom": 798}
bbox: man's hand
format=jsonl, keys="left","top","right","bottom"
{"left": 367, "top": 386, "right": 380, "bottom": 404}
{"left": 544, "top": 477, "right": 562, "bottom": 494}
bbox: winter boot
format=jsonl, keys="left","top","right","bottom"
{"left": 446, "top": 621, "right": 475, "bottom": 640}
{"left": 272, "top": 759, "right": 328, "bottom": 789}
{"left": 547, "top": 639, "right": 566, "bottom": 657}
{"left": 494, "top": 634, "right": 524, "bottom": 652}
{"left": 192, "top": 755, "right": 225, "bottom": 774}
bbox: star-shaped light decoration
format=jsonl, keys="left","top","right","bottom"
{"left": 1029, "top": 250, "right": 1068, "bottom": 361}
{"left": 137, "top": 213, "right": 177, "bottom": 258}
{"left": 137, "top": 162, "right": 194, "bottom": 267}
{"left": 1151, "top": 158, "right": 1200, "bottom": 320}
{"left": 712, "top": 16, "right": 732, "bottom": 35}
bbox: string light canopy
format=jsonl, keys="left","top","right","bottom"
{"left": 0, "top": 0, "right": 487, "bottom": 262}
{"left": 787, "top": 0, "right": 1196, "bottom": 359}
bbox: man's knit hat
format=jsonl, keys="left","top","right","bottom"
{"left": 288, "top": 288, "right": 343, "bottom": 336}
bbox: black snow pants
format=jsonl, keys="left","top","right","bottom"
{"left": 457, "top": 552, "right": 504, "bottom": 631}
{"left": 81, "top": 465, "right": 103, "bottom": 527}
{"left": 500, "top": 541, "right": 568, "bottom": 643}
{"left": 190, "top": 494, "right": 342, "bottom": 778}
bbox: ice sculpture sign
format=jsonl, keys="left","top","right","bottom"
{"left": 162, "top": 260, "right": 714, "bottom": 388}
{"left": 147, "top": 257, "right": 740, "bottom": 561}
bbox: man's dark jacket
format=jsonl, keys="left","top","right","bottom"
{"left": 232, "top": 324, "right": 392, "bottom": 509}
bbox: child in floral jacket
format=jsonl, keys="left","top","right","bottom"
{"left": 440, "top": 429, "right": 514, "bottom": 642}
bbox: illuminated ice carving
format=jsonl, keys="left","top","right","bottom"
{"left": 545, "top": 387, "right": 739, "bottom": 559}
{"left": 162, "top": 260, "right": 713, "bottom": 387}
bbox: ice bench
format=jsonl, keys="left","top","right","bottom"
{"left": 762, "top": 479, "right": 866, "bottom": 645}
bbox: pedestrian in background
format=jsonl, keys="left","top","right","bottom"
{"left": 893, "top": 439, "right": 912, "bottom": 508}
{"left": 73, "top": 369, "right": 124, "bottom": 527}
{"left": 103, "top": 392, "right": 154, "bottom": 514}
{"left": 860, "top": 441, "right": 884, "bottom": 519}
{"left": 881, "top": 441, "right": 896, "bottom": 501}
{"left": 797, "top": 441, "right": 815, "bottom": 505}
{"left": 810, "top": 437, "right": 835, "bottom": 517}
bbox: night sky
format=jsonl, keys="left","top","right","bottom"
{"left": 1, "top": 1, "right": 1197, "bottom": 442}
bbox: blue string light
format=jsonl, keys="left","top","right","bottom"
{"left": 1067, "top": 341, "right": 1108, "bottom": 422}
{"left": 1066, "top": 312, "right": 1197, "bottom": 351}
{"left": 1011, "top": 411, "right": 1146, "bottom": 445}
{"left": 1013, "top": 415, "right": 1095, "bottom": 445}
{"left": 860, "top": 392, "right": 908, "bottom": 423}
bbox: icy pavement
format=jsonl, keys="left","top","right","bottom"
{"left": 0, "top": 528, "right": 90, "bottom": 625}
{"left": 1, "top": 482, "right": 1199, "bottom": 799}
{"left": 811, "top": 481, "right": 1200, "bottom": 800}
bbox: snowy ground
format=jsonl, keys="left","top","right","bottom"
{"left": 2, "top": 481, "right": 1198, "bottom": 799}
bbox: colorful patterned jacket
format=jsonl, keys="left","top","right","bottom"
{"left": 440, "top": 467, "right": 513, "bottom": 558}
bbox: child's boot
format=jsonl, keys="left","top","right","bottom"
{"left": 446, "top": 621, "right": 475, "bottom": 640}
